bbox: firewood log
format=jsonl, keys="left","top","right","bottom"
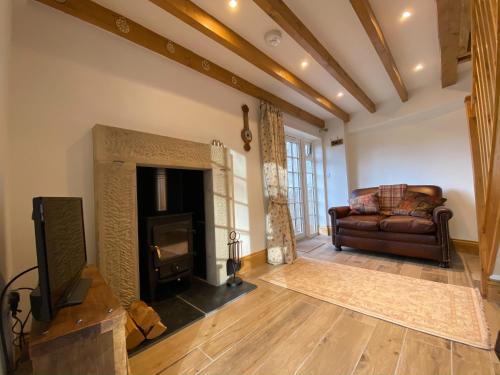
{"left": 129, "top": 300, "right": 161, "bottom": 334}
{"left": 146, "top": 321, "right": 167, "bottom": 340}
{"left": 125, "top": 313, "right": 145, "bottom": 350}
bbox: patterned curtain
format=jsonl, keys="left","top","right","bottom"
{"left": 259, "top": 101, "right": 297, "bottom": 265}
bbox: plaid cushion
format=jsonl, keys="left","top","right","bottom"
{"left": 349, "top": 193, "right": 380, "bottom": 214}
{"left": 378, "top": 184, "right": 407, "bottom": 214}
{"left": 392, "top": 191, "right": 447, "bottom": 218}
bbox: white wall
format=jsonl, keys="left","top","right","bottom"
{"left": 5, "top": 0, "right": 327, "bottom": 277}
{"left": 345, "top": 71, "right": 477, "bottom": 241}
{"left": 323, "top": 118, "right": 350, "bottom": 210}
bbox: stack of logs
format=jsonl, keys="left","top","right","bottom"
{"left": 125, "top": 300, "right": 167, "bottom": 350}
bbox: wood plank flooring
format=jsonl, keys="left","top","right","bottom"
{"left": 130, "top": 236, "right": 500, "bottom": 375}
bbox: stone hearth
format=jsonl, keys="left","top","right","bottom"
{"left": 93, "top": 125, "right": 233, "bottom": 307}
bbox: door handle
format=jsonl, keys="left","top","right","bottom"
{"left": 150, "top": 245, "right": 161, "bottom": 260}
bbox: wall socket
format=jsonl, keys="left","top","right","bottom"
{"left": 8, "top": 291, "right": 20, "bottom": 317}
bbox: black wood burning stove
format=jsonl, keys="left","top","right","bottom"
{"left": 139, "top": 213, "right": 194, "bottom": 302}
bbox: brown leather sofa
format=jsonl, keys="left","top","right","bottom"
{"left": 328, "top": 185, "right": 453, "bottom": 267}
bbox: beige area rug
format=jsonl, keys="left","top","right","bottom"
{"left": 260, "top": 257, "right": 491, "bottom": 349}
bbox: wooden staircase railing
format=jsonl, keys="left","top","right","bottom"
{"left": 466, "top": 0, "right": 500, "bottom": 297}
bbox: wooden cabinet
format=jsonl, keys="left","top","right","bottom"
{"left": 29, "top": 267, "right": 128, "bottom": 375}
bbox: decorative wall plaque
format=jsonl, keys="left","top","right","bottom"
{"left": 115, "top": 16, "right": 130, "bottom": 34}
{"left": 166, "top": 40, "right": 175, "bottom": 54}
{"left": 331, "top": 138, "right": 344, "bottom": 147}
{"left": 201, "top": 60, "right": 211, "bottom": 71}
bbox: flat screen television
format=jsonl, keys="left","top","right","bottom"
{"left": 30, "top": 197, "right": 90, "bottom": 322}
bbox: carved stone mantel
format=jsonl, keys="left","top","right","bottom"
{"left": 93, "top": 125, "right": 233, "bottom": 307}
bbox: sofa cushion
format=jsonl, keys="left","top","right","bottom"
{"left": 378, "top": 184, "right": 407, "bottom": 214}
{"left": 349, "top": 193, "right": 380, "bottom": 214}
{"left": 392, "top": 191, "right": 447, "bottom": 219}
{"left": 380, "top": 216, "right": 436, "bottom": 234}
{"left": 337, "top": 215, "right": 383, "bottom": 231}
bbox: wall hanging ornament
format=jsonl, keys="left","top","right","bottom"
{"left": 240, "top": 104, "right": 252, "bottom": 151}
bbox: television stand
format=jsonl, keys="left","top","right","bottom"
{"left": 30, "top": 266, "right": 127, "bottom": 375}
{"left": 59, "top": 278, "right": 92, "bottom": 307}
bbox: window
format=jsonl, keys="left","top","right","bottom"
{"left": 286, "top": 136, "right": 319, "bottom": 238}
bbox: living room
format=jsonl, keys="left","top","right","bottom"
{"left": 0, "top": 0, "right": 499, "bottom": 374}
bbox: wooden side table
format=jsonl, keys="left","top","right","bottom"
{"left": 29, "top": 266, "right": 127, "bottom": 375}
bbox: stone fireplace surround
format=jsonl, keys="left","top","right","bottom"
{"left": 93, "top": 125, "right": 233, "bottom": 307}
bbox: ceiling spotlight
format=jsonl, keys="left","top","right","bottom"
{"left": 301, "top": 61, "right": 308, "bottom": 68}
{"left": 401, "top": 10, "right": 412, "bottom": 20}
{"left": 336, "top": 92, "right": 344, "bottom": 98}
{"left": 414, "top": 63, "right": 423, "bottom": 71}
{"left": 228, "top": 0, "right": 238, "bottom": 8}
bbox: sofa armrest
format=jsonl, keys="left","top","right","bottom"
{"left": 433, "top": 206, "right": 453, "bottom": 267}
{"left": 433, "top": 206, "right": 453, "bottom": 224}
{"left": 328, "top": 206, "right": 350, "bottom": 248}
{"left": 328, "top": 206, "right": 351, "bottom": 220}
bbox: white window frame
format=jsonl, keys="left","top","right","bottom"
{"left": 286, "top": 135, "right": 320, "bottom": 238}
{"left": 286, "top": 136, "right": 305, "bottom": 238}
{"left": 303, "top": 141, "right": 319, "bottom": 236}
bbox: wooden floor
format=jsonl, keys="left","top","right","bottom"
{"left": 130, "top": 236, "right": 500, "bottom": 375}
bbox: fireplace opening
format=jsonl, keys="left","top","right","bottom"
{"left": 130, "top": 162, "right": 256, "bottom": 356}
{"left": 137, "top": 167, "right": 206, "bottom": 302}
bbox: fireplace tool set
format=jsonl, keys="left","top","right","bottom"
{"left": 226, "top": 231, "right": 243, "bottom": 287}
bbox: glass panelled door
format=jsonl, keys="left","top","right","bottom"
{"left": 286, "top": 137, "right": 319, "bottom": 238}
{"left": 304, "top": 142, "right": 319, "bottom": 236}
{"left": 286, "top": 138, "right": 304, "bottom": 237}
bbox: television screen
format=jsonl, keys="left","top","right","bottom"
{"left": 32, "top": 197, "right": 87, "bottom": 321}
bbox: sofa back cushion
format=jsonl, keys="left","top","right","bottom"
{"left": 349, "top": 193, "right": 380, "bottom": 214}
{"left": 378, "top": 184, "right": 407, "bottom": 214}
{"left": 352, "top": 185, "right": 443, "bottom": 200}
{"left": 392, "top": 191, "right": 447, "bottom": 218}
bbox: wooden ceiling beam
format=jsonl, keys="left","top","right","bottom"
{"left": 253, "top": 0, "right": 376, "bottom": 113}
{"left": 34, "top": 0, "right": 325, "bottom": 128}
{"left": 149, "top": 0, "right": 350, "bottom": 122}
{"left": 457, "top": 0, "right": 471, "bottom": 61}
{"left": 436, "top": 0, "right": 461, "bottom": 87}
{"left": 350, "top": 0, "right": 408, "bottom": 102}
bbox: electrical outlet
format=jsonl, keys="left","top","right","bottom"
{"left": 8, "top": 291, "right": 20, "bottom": 317}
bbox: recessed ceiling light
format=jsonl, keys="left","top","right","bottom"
{"left": 337, "top": 92, "right": 344, "bottom": 98}
{"left": 228, "top": 0, "right": 238, "bottom": 9}
{"left": 301, "top": 61, "right": 308, "bottom": 69}
{"left": 401, "top": 10, "right": 412, "bottom": 20}
{"left": 414, "top": 63, "right": 424, "bottom": 71}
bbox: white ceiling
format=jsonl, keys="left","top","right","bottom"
{"left": 93, "top": 0, "right": 459, "bottom": 120}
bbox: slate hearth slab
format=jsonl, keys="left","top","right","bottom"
{"left": 178, "top": 278, "right": 257, "bottom": 314}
